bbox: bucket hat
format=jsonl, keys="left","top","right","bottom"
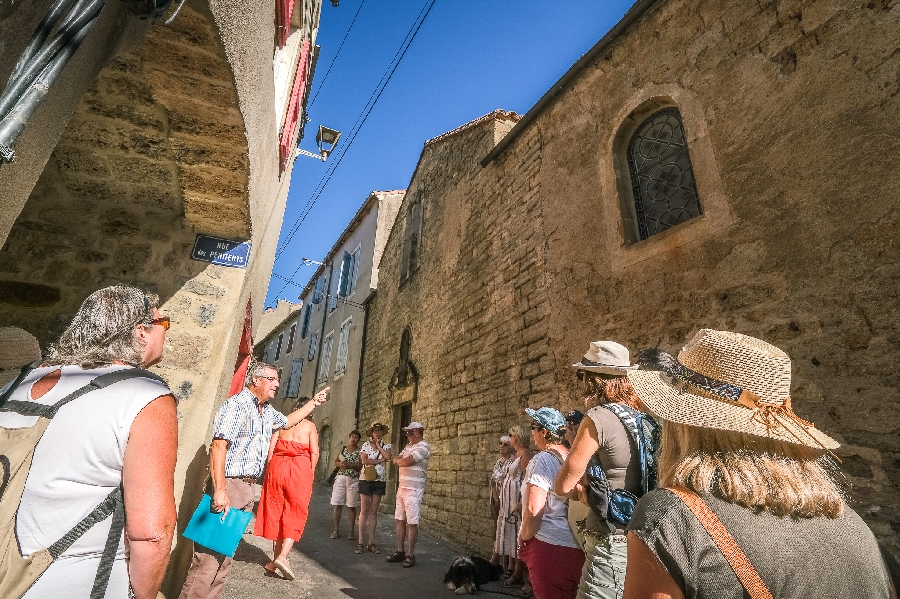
{"left": 366, "top": 421, "right": 389, "bottom": 436}
{"left": 627, "top": 329, "right": 838, "bottom": 449}
{"left": 572, "top": 341, "right": 637, "bottom": 375}
{"left": 525, "top": 407, "right": 566, "bottom": 434}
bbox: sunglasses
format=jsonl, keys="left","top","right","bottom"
{"left": 150, "top": 316, "right": 170, "bottom": 331}
{"left": 530, "top": 424, "right": 543, "bottom": 431}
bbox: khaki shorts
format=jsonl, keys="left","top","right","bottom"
{"left": 330, "top": 474, "right": 360, "bottom": 508}
{"left": 394, "top": 487, "right": 424, "bottom": 524}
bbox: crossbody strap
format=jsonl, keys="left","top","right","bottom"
{"left": 1, "top": 367, "right": 167, "bottom": 418}
{"left": 0, "top": 360, "right": 40, "bottom": 409}
{"left": 668, "top": 487, "right": 774, "bottom": 599}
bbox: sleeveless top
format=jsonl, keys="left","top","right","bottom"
{"left": 360, "top": 440, "right": 391, "bottom": 482}
{"left": 627, "top": 489, "right": 893, "bottom": 599}
{"left": 337, "top": 446, "right": 361, "bottom": 478}
{"left": 0, "top": 365, "right": 171, "bottom": 598}
{"left": 584, "top": 405, "right": 641, "bottom": 533}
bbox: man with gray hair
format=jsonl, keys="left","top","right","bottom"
{"left": 178, "top": 359, "right": 328, "bottom": 599}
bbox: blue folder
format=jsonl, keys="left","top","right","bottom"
{"left": 182, "top": 494, "right": 252, "bottom": 558}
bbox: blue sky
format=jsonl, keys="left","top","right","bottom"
{"left": 265, "top": 0, "right": 634, "bottom": 308}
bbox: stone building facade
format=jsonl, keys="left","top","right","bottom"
{"left": 0, "top": 0, "right": 327, "bottom": 593}
{"left": 360, "top": 0, "right": 900, "bottom": 558}
{"left": 256, "top": 190, "right": 403, "bottom": 481}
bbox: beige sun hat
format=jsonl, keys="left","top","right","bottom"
{"left": 366, "top": 421, "right": 389, "bottom": 436}
{"left": 627, "top": 329, "right": 839, "bottom": 450}
{"left": 571, "top": 341, "right": 638, "bottom": 375}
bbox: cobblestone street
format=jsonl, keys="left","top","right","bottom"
{"left": 223, "top": 485, "right": 525, "bottom": 599}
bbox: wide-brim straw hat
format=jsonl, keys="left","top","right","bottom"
{"left": 572, "top": 341, "right": 638, "bottom": 375}
{"left": 627, "top": 329, "right": 839, "bottom": 450}
{"left": 366, "top": 421, "right": 389, "bottom": 436}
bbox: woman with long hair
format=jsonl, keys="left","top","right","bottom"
{"left": 255, "top": 400, "right": 319, "bottom": 580}
{"left": 623, "top": 329, "right": 894, "bottom": 599}
{"left": 0, "top": 285, "right": 176, "bottom": 599}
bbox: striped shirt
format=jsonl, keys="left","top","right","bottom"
{"left": 212, "top": 388, "right": 288, "bottom": 478}
{"left": 397, "top": 440, "right": 430, "bottom": 490}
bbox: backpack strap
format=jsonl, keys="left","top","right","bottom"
{"left": 45, "top": 485, "right": 125, "bottom": 599}
{"left": 0, "top": 360, "right": 40, "bottom": 410}
{"left": 1, "top": 367, "right": 167, "bottom": 418}
{"left": 668, "top": 487, "right": 774, "bottom": 599}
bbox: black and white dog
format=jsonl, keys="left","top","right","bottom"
{"left": 443, "top": 556, "right": 501, "bottom": 594}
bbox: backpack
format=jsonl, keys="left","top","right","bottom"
{"left": 0, "top": 362, "right": 168, "bottom": 599}
{"left": 584, "top": 403, "right": 661, "bottom": 527}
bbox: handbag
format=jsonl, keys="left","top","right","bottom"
{"left": 326, "top": 467, "right": 339, "bottom": 485}
{"left": 669, "top": 487, "right": 773, "bottom": 599}
{"left": 182, "top": 494, "right": 252, "bottom": 558}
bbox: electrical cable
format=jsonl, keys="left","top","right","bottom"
{"left": 272, "top": 0, "right": 436, "bottom": 267}
{"left": 307, "top": 0, "right": 366, "bottom": 110}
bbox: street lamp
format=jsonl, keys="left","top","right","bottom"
{"left": 295, "top": 125, "right": 341, "bottom": 162}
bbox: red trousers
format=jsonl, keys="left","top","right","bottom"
{"left": 519, "top": 537, "right": 585, "bottom": 599}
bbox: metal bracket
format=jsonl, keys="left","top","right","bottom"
{"left": 0, "top": 143, "right": 14, "bottom": 164}
{"left": 294, "top": 148, "right": 326, "bottom": 162}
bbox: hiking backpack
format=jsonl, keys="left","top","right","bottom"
{"left": 584, "top": 403, "right": 661, "bottom": 527}
{"left": 0, "top": 362, "right": 168, "bottom": 599}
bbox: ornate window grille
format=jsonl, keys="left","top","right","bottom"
{"left": 627, "top": 108, "right": 702, "bottom": 240}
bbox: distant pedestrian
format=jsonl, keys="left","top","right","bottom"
{"left": 386, "top": 422, "right": 430, "bottom": 568}
{"left": 497, "top": 425, "right": 531, "bottom": 588}
{"left": 0, "top": 286, "right": 176, "bottom": 599}
{"left": 563, "top": 410, "right": 584, "bottom": 446}
{"left": 331, "top": 430, "right": 362, "bottom": 540}
{"left": 177, "top": 362, "right": 327, "bottom": 598}
{"left": 489, "top": 435, "right": 516, "bottom": 571}
{"left": 356, "top": 421, "right": 392, "bottom": 554}
{"left": 255, "top": 403, "right": 320, "bottom": 580}
{"left": 519, "top": 407, "right": 584, "bottom": 599}
{"left": 555, "top": 341, "right": 644, "bottom": 599}
{"left": 623, "top": 329, "right": 894, "bottom": 599}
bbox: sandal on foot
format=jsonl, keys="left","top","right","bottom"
{"left": 329, "top": 531, "right": 339, "bottom": 539}
{"left": 264, "top": 561, "right": 278, "bottom": 573}
{"left": 354, "top": 544, "right": 364, "bottom": 554}
{"left": 347, "top": 531, "right": 355, "bottom": 540}
{"left": 367, "top": 544, "right": 380, "bottom": 554}
{"left": 385, "top": 550, "right": 406, "bottom": 562}
{"left": 401, "top": 554, "right": 416, "bottom": 568}
{"left": 502, "top": 576, "right": 524, "bottom": 587}
{"left": 274, "top": 558, "right": 295, "bottom": 580}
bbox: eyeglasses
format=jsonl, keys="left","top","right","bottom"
{"left": 259, "top": 376, "right": 278, "bottom": 382}
{"left": 530, "top": 424, "right": 543, "bottom": 430}
{"left": 150, "top": 316, "right": 170, "bottom": 331}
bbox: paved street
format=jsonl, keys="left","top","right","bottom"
{"left": 224, "top": 484, "right": 525, "bottom": 599}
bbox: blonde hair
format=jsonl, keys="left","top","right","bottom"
{"left": 508, "top": 425, "right": 528, "bottom": 447}
{"left": 659, "top": 421, "right": 846, "bottom": 518}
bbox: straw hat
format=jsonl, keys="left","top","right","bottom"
{"left": 571, "top": 341, "right": 637, "bottom": 375}
{"left": 366, "top": 421, "right": 389, "bottom": 436}
{"left": 628, "top": 329, "right": 838, "bottom": 450}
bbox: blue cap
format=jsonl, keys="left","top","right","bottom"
{"left": 565, "top": 410, "right": 584, "bottom": 424}
{"left": 525, "top": 407, "right": 566, "bottom": 433}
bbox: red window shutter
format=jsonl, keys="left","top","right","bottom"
{"left": 279, "top": 38, "right": 311, "bottom": 172}
{"left": 275, "top": 0, "right": 295, "bottom": 48}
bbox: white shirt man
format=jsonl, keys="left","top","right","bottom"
{"left": 386, "top": 422, "right": 430, "bottom": 568}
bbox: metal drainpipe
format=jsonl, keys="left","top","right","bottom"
{"left": 353, "top": 289, "right": 376, "bottom": 429}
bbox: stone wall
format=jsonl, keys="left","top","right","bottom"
{"left": 360, "top": 0, "right": 900, "bottom": 558}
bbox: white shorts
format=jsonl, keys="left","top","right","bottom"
{"left": 394, "top": 487, "right": 424, "bottom": 524}
{"left": 330, "top": 474, "right": 360, "bottom": 508}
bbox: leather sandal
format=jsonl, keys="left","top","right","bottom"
{"left": 354, "top": 544, "right": 364, "bottom": 554}
{"left": 401, "top": 554, "right": 416, "bottom": 568}
{"left": 385, "top": 550, "right": 406, "bottom": 562}
{"left": 329, "top": 531, "right": 339, "bottom": 539}
{"left": 367, "top": 543, "right": 380, "bottom": 554}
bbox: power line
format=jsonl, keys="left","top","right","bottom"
{"left": 307, "top": 0, "right": 367, "bottom": 110}
{"left": 273, "top": 0, "right": 437, "bottom": 264}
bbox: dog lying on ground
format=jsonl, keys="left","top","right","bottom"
{"left": 443, "top": 556, "right": 502, "bottom": 594}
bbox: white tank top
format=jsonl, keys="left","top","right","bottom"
{"left": 0, "top": 364, "right": 171, "bottom": 598}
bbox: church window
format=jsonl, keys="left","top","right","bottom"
{"left": 627, "top": 107, "right": 702, "bottom": 240}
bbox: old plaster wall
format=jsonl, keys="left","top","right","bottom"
{"left": 361, "top": 0, "right": 900, "bottom": 557}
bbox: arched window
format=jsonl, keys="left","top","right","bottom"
{"left": 627, "top": 107, "right": 702, "bottom": 240}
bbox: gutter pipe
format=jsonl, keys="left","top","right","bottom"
{"left": 480, "top": 0, "right": 662, "bottom": 168}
